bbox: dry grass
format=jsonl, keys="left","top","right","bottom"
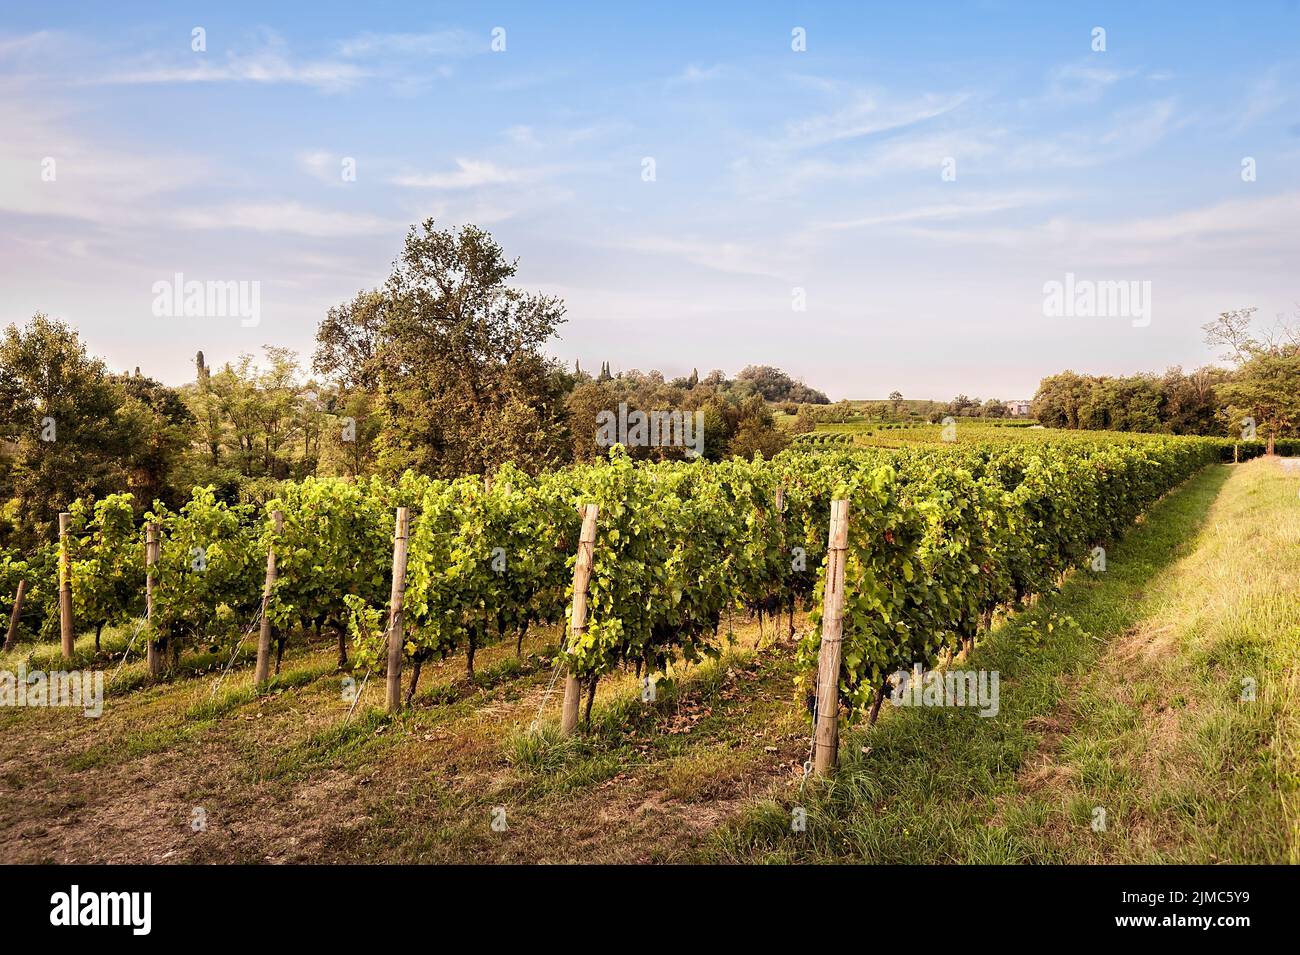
{"left": 0, "top": 612, "right": 810, "bottom": 863}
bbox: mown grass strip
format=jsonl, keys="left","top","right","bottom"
{"left": 710, "top": 463, "right": 1239, "bottom": 863}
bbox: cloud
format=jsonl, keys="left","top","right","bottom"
{"left": 391, "top": 159, "right": 533, "bottom": 189}
{"left": 96, "top": 49, "right": 367, "bottom": 92}
{"left": 171, "top": 202, "right": 395, "bottom": 237}
{"left": 1034, "top": 62, "right": 1134, "bottom": 107}
{"left": 1003, "top": 98, "right": 1182, "bottom": 169}
{"left": 298, "top": 151, "right": 357, "bottom": 185}
{"left": 899, "top": 191, "right": 1300, "bottom": 271}
{"left": 667, "top": 64, "right": 727, "bottom": 86}
{"left": 1233, "top": 68, "right": 1289, "bottom": 132}
{"left": 613, "top": 235, "right": 797, "bottom": 281}
{"left": 810, "top": 192, "right": 1059, "bottom": 232}
{"left": 337, "top": 30, "right": 478, "bottom": 58}
{"left": 1064, "top": 191, "right": 1300, "bottom": 247}
{"left": 87, "top": 31, "right": 369, "bottom": 92}
{"left": 783, "top": 91, "right": 970, "bottom": 148}
{"left": 0, "top": 86, "right": 208, "bottom": 225}
{"left": 12, "top": 27, "right": 472, "bottom": 94}
{"left": 773, "top": 129, "right": 1004, "bottom": 185}
{"left": 0, "top": 30, "right": 69, "bottom": 59}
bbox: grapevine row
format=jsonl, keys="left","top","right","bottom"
{"left": 1, "top": 436, "right": 1229, "bottom": 730}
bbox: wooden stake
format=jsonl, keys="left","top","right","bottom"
{"left": 775, "top": 483, "right": 793, "bottom": 640}
{"left": 1234, "top": 443, "right": 1240, "bottom": 464}
{"left": 254, "top": 510, "right": 284, "bottom": 685}
{"left": 561, "top": 504, "right": 599, "bottom": 735}
{"left": 4, "top": 579, "right": 27, "bottom": 652}
{"left": 812, "top": 498, "right": 850, "bottom": 775}
{"left": 145, "top": 523, "right": 162, "bottom": 676}
{"left": 58, "top": 512, "right": 73, "bottom": 659}
{"left": 385, "top": 507, "right": 410, "bottom": 713}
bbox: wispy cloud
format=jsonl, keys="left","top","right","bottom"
{"left": 96, "top": 45, "right": 367, "bottom": 92}
{"left": 1032, "top": 61, "right": 1134, "bottom": 107}
{"left": 901, "top": 191, "right": 1300, "bottom": 271}
{"left": 783, "top": 91, "right": 970, "bottom": 149}
{"left": 337, "top": 29, "right": 478, "bottom": 58}
{"left": 1233, "top": 67, "right": 1289, "bottom": 133}
{"left": 613, "top": 235, "right": 797, "bottom": 281}
{"left": 1004, "top": 98, "right": 1182, "bottom": 169}
{"left": 171, "top": 201, "right": 395, "bottom": 237}
{"left": 0, "top": 29, "right": 67, "bottom": 58}
{"left": 667, "top": 63, "right": 727, "bottom": 86}
{"left": 811, "top": 191, "right": 1059, "bottom": 232}
{"left": 0, "top": 87, "right": 207, "bottom": 225}
{"left": 391, "top": 159, "right": 533, "bottom": 190}
{"left": 297, "top": 151, "right": 352, "bottom": 185}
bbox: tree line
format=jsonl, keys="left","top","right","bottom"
{"left": 0, "top": 220, "right": 815, "bottom": 550}
{"left": 1031, "top": 307, "right": 1300, "bottom": 451}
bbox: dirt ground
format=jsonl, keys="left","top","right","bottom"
{"left": 0, "top": 615, "right": 810, "bottom": 863}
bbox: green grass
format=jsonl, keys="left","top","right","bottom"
{"left": 710, "top": 460, "right": 1299, "bottom": 863}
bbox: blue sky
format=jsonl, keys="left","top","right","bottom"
{"left": 1, "top": 2, "right": 1297, "bottom": 400}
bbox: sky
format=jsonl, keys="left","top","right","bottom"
{"left": 1, "top": 2, "right": 1297, "bottom": 401}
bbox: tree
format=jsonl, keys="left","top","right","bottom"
{"left": 888, "top": 391, "right": 904, "bottom": 416}
{"left": 312, "top": 290, "right": 385, "bottom": 391}
{"left": 735, "top": 365, "right": 829, "bottom": 404}
{"left": 566, "top": 379, "right": 620, "bottom": 463}
{"left": 1159, "top": 366, "right": 1227, "bottom": 435}
{"left": 181, "top": 348, "right": 325, "bottom": 487}
{"left": 317, "top": 220, "right": 571, "bottom": 477}
{"left": 1205, "top": 307, "right": 1300, "bottom": 454}
{"left": 1033, "top": 371, "right": 1097, "bottom": 430}
{"left": 0, "top": 315, "right": 139, "bottom": 547}
{"left": 111, "top": 371, "right": 196, "bottom": 510}
{"left": 727, "top": 396, "right": 790, "bottom": 458}
{"left": 318, "top": 387, "right": 381, "bottom": 478}
{"left": 191, "top": 351, "right": 222, "bottom": 467}
{"left": 947, "top": 394, "right": 977, "bottom": 416}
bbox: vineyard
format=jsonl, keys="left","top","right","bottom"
{"left": 4, "top": 433, "right": 1232, "bottom": 739}
{"left": 2, "top": 426, "right": 1300, "bottom": 867}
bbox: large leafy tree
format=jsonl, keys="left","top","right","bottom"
{"left": 111, "top": 371, "right": 196, "bottom": 509}
{"left": 316, "top": 220, "right": 572, "bottom": 477}
{"left": 0, "top": 315, "right": 139, "bottom": 546}
{"left": 1205, "top": 307, "right": 1300, "bottom": 453}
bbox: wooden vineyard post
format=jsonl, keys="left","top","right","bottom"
{"left": 145, "top": 523, "right": 162, "bottom": 676}
{"left": 561, "top": 504, "right": 599, "bottom": 735}
{"left": 812, "top": 499, "right": 850, "bottom": 775}
{"left": 775, "top": 485, "right": 795, "bottom": 639}
{"left": 4, "top": 579, "right": 27, "bottom": 652}
{"left": 385, "top": 508, "right": 410, "bottom": 713}
{"left": 1234, "top": 443, "right": 1240, "bottom": 464}
{"left": 254, "top": 510, "right": 284, "bottom": 685}
{"left": 58, "top": 512, "right": 74, "bottom": 659}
